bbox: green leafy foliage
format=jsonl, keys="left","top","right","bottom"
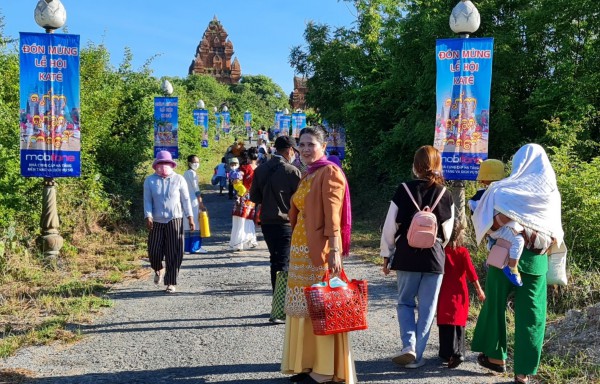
{"left": 546, "top": 122, "right": 600, "bottom": 270}
{"left": 291, "top": 0, "right": 599, "bottom": 169}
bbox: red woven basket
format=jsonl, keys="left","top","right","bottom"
{"left": 304, "top": 270, "right": 368, "bottom": 336}
{"left": 232, "top": 198, "right": 255, "bottom": 219}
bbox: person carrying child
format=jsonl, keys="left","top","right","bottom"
{"left": 468, "top": 159, "right": 525, "bottom": 287}
{"left": 470, "top": 144, "right": 566, "bottom": 384}
{"left": 228, "top": 159, "right": 258, "bottom": 252}
{"left": 436, "top": 220, "right": 485, "bottom": 369}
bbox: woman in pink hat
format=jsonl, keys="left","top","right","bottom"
{"left": 143, "top": 150, "right": 195, "bottom": 293}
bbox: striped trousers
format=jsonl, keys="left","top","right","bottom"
{"left": 148, "top": 218, "right": 184, "bottom": 286}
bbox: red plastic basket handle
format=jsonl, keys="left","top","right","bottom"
{"left": 321, "top": 269, "right": 350, "bottom": 284}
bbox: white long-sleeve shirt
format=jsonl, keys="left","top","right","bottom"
{"left": 143, "top": 173, "right": 193, "bottom": 223}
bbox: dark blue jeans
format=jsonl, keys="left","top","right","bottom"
{"left": 261, "top": 223, "right": 292, "bottom": 291}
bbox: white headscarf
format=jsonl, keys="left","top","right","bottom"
{"left": 472, "top": 143, "right": 564, "bottom": 247}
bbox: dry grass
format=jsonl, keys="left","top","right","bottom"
{"left": 0, "top": 368, "right": 36, "bottom": 384}
{"left": 0, "top": 228, "right": 147, "bottom": 358}
{"left": 351, "top": 219, "right": 382, "bottom": 265}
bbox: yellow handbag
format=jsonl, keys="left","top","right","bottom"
{"left": 199, "top": 210, "right": 211, "bottom": 238}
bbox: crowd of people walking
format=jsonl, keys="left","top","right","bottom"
{"left": 143, "top": 129, "right": 565, "bottom": 384}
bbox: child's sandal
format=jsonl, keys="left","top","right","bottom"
{"left": 447, "top": 354, "right": 464, "bottom": 369}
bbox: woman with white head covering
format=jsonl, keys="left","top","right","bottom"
{"left": 471, "top": 143, "right": 565, "bottom": 384}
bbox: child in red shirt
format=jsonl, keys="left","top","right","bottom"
{"left": 436, "top": 220, "right": 485, "bottom": 368}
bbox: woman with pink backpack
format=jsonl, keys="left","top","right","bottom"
{"left": 380, "top": 145, "right": 455, "bottom": 369}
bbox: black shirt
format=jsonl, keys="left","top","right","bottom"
{"left": 390, "top": 179, "right": 454, "bottom": 274}
{"left": 249, "top": 156, "right": 301, "bottom": 225}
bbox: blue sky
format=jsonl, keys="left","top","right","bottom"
{"left": 0, "top": 1, "right": 357, "bottom": 95}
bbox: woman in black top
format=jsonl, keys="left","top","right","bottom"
{"left": 380, "top": 145, "right": 455, "bottom": 368}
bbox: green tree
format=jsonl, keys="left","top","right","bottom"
{"left": 290, "top": 0, "right": 600, "bottom": 196}
{"left": 232, "top": 74, "right": 289, "bottom": 129}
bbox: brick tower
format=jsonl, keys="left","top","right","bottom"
{"left": 189, "top": 16, "right": 241, "bottom": 84}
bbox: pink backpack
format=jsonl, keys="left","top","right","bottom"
{"left": 402, "top": 183, "right": 446, "bottom": 249}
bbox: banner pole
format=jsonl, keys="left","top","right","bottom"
{"left": 35, "top": 0, "right": 65, "bottom": 260}
{"left": 451, "top": 180, "right": 466, "bottom": 228}
{"left": 41, "top": 177, "right": 63, "bottom": 260}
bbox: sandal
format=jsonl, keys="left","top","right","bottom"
{"left": 515, "top": 375, "right": 529, "bottom": 383}
{"left": 289, "top": 372, "right": 308, "bottom": 383}
{"left": 165, "top": 285, "right": 177, "bottom": 293}
{"left": 447, "top": 353, "right": 464, "bottom": 369}
{"left": 477, "top": 353, "right": 506, "bottom": 373}
{"left": 300, "top": 374, "right": 338, "bottom": 384}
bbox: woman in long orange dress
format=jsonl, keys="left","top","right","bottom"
{"left": 281, "top": 127, "right": 356, "bottom": 384}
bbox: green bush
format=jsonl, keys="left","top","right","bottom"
{"left": 552, "top": 154, "right": 600, "bottom": 270}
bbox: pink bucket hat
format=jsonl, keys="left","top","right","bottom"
{"left": 152, "top": 150, "right": 177, "bottom": 170}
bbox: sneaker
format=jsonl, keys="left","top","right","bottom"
{"left": 405, "top": 359, "right": 426, "bottom": 369}
{"left": 154, "top": 269, "right": 165, "bottom": 285}
{"left": 165, "top": 285, "right": 176, "bottom": 293}
{"left": 502, "top": 266, "right": 523, "bottom": 286}
{"left": 194, "top": 247, "right": 208, "bottom": 254}
{"left": 392, "top": 347, "right": 416, "bottom": 365}
{"left": 268, "top": 317, "right": 285, "bottom": 324}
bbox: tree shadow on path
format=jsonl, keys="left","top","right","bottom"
{"left": 3, "top": 360, "right": 513, "bottom": 384}
{"left": 7, "top": 363, "right": 289, "bottom": 384}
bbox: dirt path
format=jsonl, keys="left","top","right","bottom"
{"left": 0, "top": 187, "right": 510, "bottom": 383}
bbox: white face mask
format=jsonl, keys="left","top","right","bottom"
{"left": 189, "top": 163, "right": 199, "bottom": 171}
{"left": 156, "top": 164, "right": 173, "bottom": 177}
{"left": 230, "top": 165, "right": 239, "bottom": 171}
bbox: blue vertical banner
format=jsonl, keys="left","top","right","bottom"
{"left": 154, "top": 97, "right": 178, "bottom": 158}
{"left": 323, "top": 120, "right": 346, "bottom": 160}
{"left": 19, "top": 32, "right": 81, "bottom": 177}
{"left": 291, "top": 112, "right": 307, "bottom": 138}
{"left": 244, "top": 111, "right": 252, "bottom": 135}
{"left": 194, "top": 109, "right": 209, "bottom": 148}
{"left": 434, "top": 37, "right": 494, "bottom": 180}
{"left": 215, "top": 112, "right": 221, "bottom": 141}
{"left": 279, "top": 114, "right": 291, "bottom": 136}
{"left": 221, "top": 111, "right": 231, "bottom": 134}
{"left": 274, "top": 111, "right": 282, "bottom": 135}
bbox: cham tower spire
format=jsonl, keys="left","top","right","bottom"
{"left": 189, "top": 15, "right": 242, "bottom": 84}
{"left": 290, "top": 76, "right": 308, "bottom": 110}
